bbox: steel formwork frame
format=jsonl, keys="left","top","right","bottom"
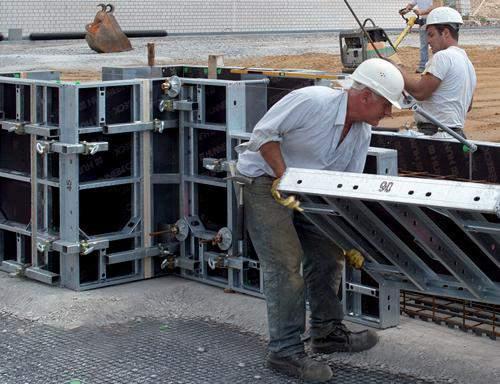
{"left": 0, "top": 75, "right": 151, "bottom": 289}
{"left": 1, "top": 66, "right": 500, "bottom": 334}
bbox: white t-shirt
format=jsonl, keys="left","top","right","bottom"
{"left": 415, "top": 46, "right": 477, "bottom": 128}
{"left": 236, "top": 87, "right": 372, "bottom": 178}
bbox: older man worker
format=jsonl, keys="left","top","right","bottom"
{"left": 236, "top": 58, "right": 405, "bottom": 383}
{"left": 400, "top": 6, "right": 476, "bottom": 138}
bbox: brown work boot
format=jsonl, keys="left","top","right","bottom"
{"left": 266, "top": 351, "right": 333, "bottom": 383}
{"left": 311, "top": 323, "right": 378, "bottom": 354}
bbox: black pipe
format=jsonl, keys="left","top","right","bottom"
{"left": 29, "top": 30, "right": 167, "bottom": 41}
{"left": 124, "top": 30, "right": 168, "bottom": 38}
{"left": 30, "top": 32, "right": 86, "bottom": 40}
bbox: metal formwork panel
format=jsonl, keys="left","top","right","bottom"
{"left": 0, "top": 75, "right": 151, "bottom": 290}
{"left": 371, "top": 132, "right": 500, "bottom": 183}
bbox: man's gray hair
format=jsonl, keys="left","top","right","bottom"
{"left": 350, "top": 81, "right": 367, "bottom": 91}
{"left": 350, "top": 81, "right": 383, "bottom": 100}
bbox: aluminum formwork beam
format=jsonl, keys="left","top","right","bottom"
{"left": 445, "top": 210, "right": 500, "bottom": 269}
{"left": 279, "top": 169, "right": 500, "bottom": 215}
{"left": 381, "top": 203, "right": 498, "bottom": 302}
{"left": 279, "top": 168, "right": 500, "bottom": 304}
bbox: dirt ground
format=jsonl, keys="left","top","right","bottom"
{"left": 61, "top": 45, "right": 500, "bottom": 143}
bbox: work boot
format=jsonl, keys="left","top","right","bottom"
{"left": 266, "top": 351, "right": 333, "bottom": 383}
{"left": 311, "top": 323, "right": 378, "bottom": 354}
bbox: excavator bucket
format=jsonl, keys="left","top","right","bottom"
{"left": 85, "top": 4, "right": 132, "bottom": 53}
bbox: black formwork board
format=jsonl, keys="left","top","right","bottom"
{"left": 371, "top": 133, "right": 500, "bottom": 183}
{"left": 152, "top": 184, "right": 180, "bottom": 236}
{"left": 79, "top": 184, "right": 132, "bottom": 236}
{"left": 153, "top": 130, "right": 179, "bottom": 174}
{"left": 0, "top": 129, "right": 30, "bottom": 174}
{"left": 0, "top": 178, "right": 30, "bottom": 225}
{"left": 267, "top": 77, "right": 315, "bottom": 109}
{"left": 197, "top": 184, "right": 227, "bottom": 232}
{"left": 79, "top": 133, "right": 132, "bottom": 182}
{"left": 0, "top": 83, "right": 16, "bottom": 120}
{"left": 46, "top": 133, "right": 133, "bottom": 182}
{"left": 0, "top": 230, "right": 17, "bottom": 261}
{"left": 78, "top": 86, "right": 134, "bottom": 127}
{"left": 196, "top": 129, "right": 226, "bottom": 178}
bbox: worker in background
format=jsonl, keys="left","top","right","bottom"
{"left": 236, "top": 58, "right": 405, "bottom": 383}
{"left": 399, "top": 6, "right": 476, "bottom": 138}
{"left": 400, "top": 0, "right": 438, "bottom": 73}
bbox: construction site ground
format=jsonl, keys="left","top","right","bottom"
{"left": 0, "top": 29, "right": 499, "bottom": 383}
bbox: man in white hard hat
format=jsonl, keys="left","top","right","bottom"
{"left": 400, "top": 6, "right": 476, "bottom": 138}
{"left": 236, "top": 58, "right": 404, "bottom": 383}
{"left": 400, "top": 0, "right": 438, "bottom": 73}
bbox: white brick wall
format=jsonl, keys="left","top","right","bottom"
{"left": 0, "top": 0, "right": 411, "bottom": 35}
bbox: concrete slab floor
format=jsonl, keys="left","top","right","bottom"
{"left": 0, "top": 272, "right": 498, "bottom": 384}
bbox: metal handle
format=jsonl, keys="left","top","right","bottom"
{"left": 411, "top": 104, "right": 478, "bottom": 153}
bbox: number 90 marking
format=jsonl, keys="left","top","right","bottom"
{"left": 379, "top": 181, "right": 394, "bottom": 192}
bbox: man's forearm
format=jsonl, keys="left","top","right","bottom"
{"left": 259, "top": 141, "right": 287, "bottom": 178}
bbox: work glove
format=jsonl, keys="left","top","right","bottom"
{"left": 271, "top": 178, "right": 303, "bottom": 212}
{"left": 344, "top": 249, "right": 365, "bottom": 269}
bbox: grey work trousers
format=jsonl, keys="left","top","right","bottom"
{"left": 418, "top": 22, "right": 429, "bottom": 71}
{"left": 244, "top": 175, "right": 345, "bottom": 357}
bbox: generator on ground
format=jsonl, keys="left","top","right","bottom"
{"left": 340, "top": 19, "right": 397, "bottom": 73}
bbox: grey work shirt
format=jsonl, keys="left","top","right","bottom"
{"left": 236, "top": 86, "right": 372, "bottom": 178}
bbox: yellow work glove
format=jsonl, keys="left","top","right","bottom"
{"left": 271, "top": 178, "right": 304, "bottom": 212}
{"left": 344, "top": 249, "right": 365, "bottom": 269}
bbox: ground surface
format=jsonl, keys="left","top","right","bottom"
{"left": 0, "top": 274, "right": 499, "bottom": 384}
{"left": 0, "top": 312, "right": 454, "bottom": 384}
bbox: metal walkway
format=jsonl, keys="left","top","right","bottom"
{"left": 0, "top": 313, "right": 448, "bottom": 384}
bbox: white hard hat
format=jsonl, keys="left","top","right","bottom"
{"left": 351, "top": 58, "right": 404, "bottom": 109}
{"left": 426, "top": 7, "right": 463, "bottom": 28}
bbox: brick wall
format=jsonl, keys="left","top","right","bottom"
{"left": 0, "top": 1, "right": 471, "bottom": 35}
{"left": 0, "top": 0, "right": 408, "bottom": 35}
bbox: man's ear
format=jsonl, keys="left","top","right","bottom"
{"left": 360, "top": 88, "right": 372, "bottom": 104}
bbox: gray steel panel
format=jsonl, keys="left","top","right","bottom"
{"left": 58, "top": 85, "right": 81, "bottom": 290}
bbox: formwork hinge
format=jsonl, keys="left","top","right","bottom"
{"left": 2, "top": 121, "right": 59, "bottom": 137}
{"left": 37, "top": 141, "right": 109, "bottom": 155}
{"left": 52, "top": 239, "right": 109, "bottom": 255}
{"left": 173, "top": 100, "right": 198, "bottom": 111}
{"left": 203, "top": 158, "right": 230, "bottom": 173}
{"left": 3, "top": 121, "right": 26, "bottom": 135}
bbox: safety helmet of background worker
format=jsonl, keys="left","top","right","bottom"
{"left": 350, "top": 58, "right": 405, "bottom": 109}
{"left": 426, "top": 7, "right": 463, "bottom": 30}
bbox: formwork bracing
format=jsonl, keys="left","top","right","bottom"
{"left": 0, "top": 65, "right": 499, "bottom": 331}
